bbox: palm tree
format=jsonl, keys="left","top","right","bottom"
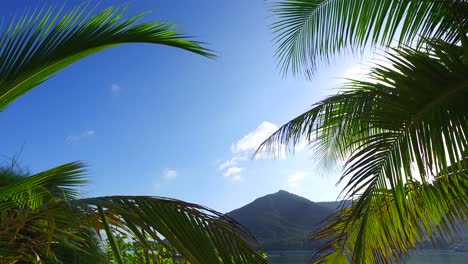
{"left": 0, "top": 4, "right": 268, "bottom": 264}
{"left": 271, "top": 0, "right": 467, "bottom": 78}
{"left": 259, "top": 1, "right": 468, "bottom": 263}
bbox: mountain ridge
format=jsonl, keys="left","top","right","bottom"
{"left": 227, "top": 190, "right": 333, "bottom": 251}
{"left": 227, "top": 190, "right": 467, "bottom": 251}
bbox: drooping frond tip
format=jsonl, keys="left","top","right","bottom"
{"left": 0, "top": 3, "right": 214, "bottom": 111}
{"left": 270, "top": 0, "right": 464, "bottom": 78}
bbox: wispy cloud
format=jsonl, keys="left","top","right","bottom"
{"left": 223, "top": 167, "right": 244, "bottom": 178}
{"left": 66, "top": 130, "right": 95, "bottom": 143}
{"left": 111, "top": 83, "right": 121, "bottom": 95}
{"left": 230, "top": 121, "right": 279, "bottom": 154}
{"left": 161, "top": 168, "right": 177, "bottom": 181}
{"left": 218, "top": 121, "right": 285, "bottom": 182}
{"left": 217, "top": 156, "right": 246, "bottom": 171}
{"left": 287, "top": 171, "right": 309, "bottom": 188}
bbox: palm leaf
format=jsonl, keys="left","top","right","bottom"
{"left": 271, "top": 0, "right": 467, "bottom": 77}
{"left": 0, "top": 162, "right": 97, "bottom": 263}
{"left": 0, "top": 3, "right": 213, "bottom": 111}
{"left": 313, "top": 168, "right": 468, "bottom": 263}
{"left": 0, "top": 162, "right": 86, "bottom": 210}
{"left": 0, "top": 163, "right": 268, "bottom": 263}
{"left": 258, "top": 40, "right": 468, "bottom": 263}
{"left": 84, "top": 195, "right": 268, "bottom": 264}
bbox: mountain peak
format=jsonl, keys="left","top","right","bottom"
{"left": 227, "top": 191, "right": 333, "bottom": 251}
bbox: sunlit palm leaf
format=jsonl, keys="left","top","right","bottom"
{"left": 313, "top": 169, "right": 468, "bottom": 263}
{"left": 0, "top": 3, "right": 213, "bottom": 111}
{"left": 259, "top": 40, "right": 468, "bottom": 263}
{"left": 271, "top": 0, "right": 467, "bottom": 77}
{"left": 0, "top": 162, "right": 86, "bottom": 210}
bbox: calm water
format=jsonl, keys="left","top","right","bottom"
{"left": 268, "top": 251, "right": 467, "bottom": 264}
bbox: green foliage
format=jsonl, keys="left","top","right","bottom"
{"left": 0, "top": 3, "right": 213, "bottom": 113}
{"left": 264, "top": 0, "right": 468, "bottom": 263}
{"left": 271, "top": 0, "right": 467, "bottom": 78}
{"left": 261, "top": 40, "right": 468, "bottom": 263}
{"left": 0, "top": 2, "right": 269, "bottom": 264}
{"left": 105, "top": 237, "right": 269, "bottom": 264}
{"left": 105, "top": 235, "right": 184, "bottom": 264}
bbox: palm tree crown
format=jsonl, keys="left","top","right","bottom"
{"left": 261, "top": 0, "right": 468, "bottom": 263}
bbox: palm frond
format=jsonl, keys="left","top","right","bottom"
{"left": 0, "top": 162, "right": 86, "bottom": 210}
{"left": 0, "top": 163, "right": 268, "bottom": 263}
{"left": 259, "top": 40, "right": 468, "bottom": 262}
{"left": 0, "top": 3, "right": 213, "bottom": 111}
{"left": 271, "top": 0, "right": 467, "bottom": 77}
{"left": 0, "top": 198, "right": 98, "bottom": 263}
{"left": 83, "top": 196, "right": 269, "bottom": 264}
{"left": 314, "top": 168, "right": 468, "bottom": 264}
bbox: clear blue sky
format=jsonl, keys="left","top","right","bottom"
{"left": 1, "top": 0, "right": 365, "bottom": 212}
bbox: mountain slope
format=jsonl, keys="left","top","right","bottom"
{"left": 228, "top": 191, "right": 468, "bottom": 251}
{"left": 227, "top": 190, "right": 332, "bottom": 251}
{"left": 317, "top": 200, "right": 352, "bottom": 211}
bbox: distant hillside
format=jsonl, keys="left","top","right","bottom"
{"left": 228, "top": 191, "right": 468, "bottom": 251}
{"left": 317, "top": 200, "right": 352, "bottom": 210}
{"left": 227, "top": 190, "right": 333, "bottom": 251}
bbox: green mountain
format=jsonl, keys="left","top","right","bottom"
{"left": 227, "top": 190, "right": 333, "bottom": 251}
{"left": 228, "top": 191, "right": 468, "bottom": 251}
{"left": 317, "top": 200, "right": 352, "bottom": 211}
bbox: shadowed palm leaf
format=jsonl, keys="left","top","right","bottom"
{"left": 0, "top": 163, "right": 268, "bottom": 263}
{"left": 271, "top": 0, "right": 467, "bottom": 77}
{"left": 259, "top": 40, "right": 468, "bottom": 263}
{"left": 0, "top": 3, "right": 268, "bottom": 264}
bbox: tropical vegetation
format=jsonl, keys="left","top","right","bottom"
{"left": 0, "top": 3, "right": 268, "bottom": 263}
{"left": 260, "top": 0, "right": 468, "bottom": 263}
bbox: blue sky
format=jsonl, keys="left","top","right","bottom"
{"left": 0, "top": 0, "right": 368, "bottom": 212}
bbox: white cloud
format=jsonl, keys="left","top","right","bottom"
{"left": 223, "top": 167, "right": 244, "bottom": 178}
{"left": 232, "top": 174, "right": 243, "bottom": 182}
{"left": 66, "top": 130, "right": 95, "bottom": 143}
{"left": 231, "top": 121, "right": 279, "bottom": 154}
{"left": 217, "top": 156, "right": 247, "bottom": 171}
{"left": 161, "top": 169, "right": 177, "bottom": 181}
{"left": 218, "top": 159, "right": 238, "bottom": 171}
{"left": 219, "top": 121, "right": 287, "bottom": 181}
{"left": 287, "top": 171, "right": 309, "bottom": 188}
{"left": 111, "top": 83, "right": 121, "bottom": 95}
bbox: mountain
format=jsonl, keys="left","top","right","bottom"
{"left": 227, "top": 190, "right": 333, "bottom": 251}
{"left": 317, "top": 200, "right": 352, "bottom": 210}
{"left": 228, "top": 191, "right": 468, "bottom": 252}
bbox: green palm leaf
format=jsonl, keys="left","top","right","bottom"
{"left": 258, "top": 40, "right": 468, "bottom": 263}
{"left": 0, "top": 163, "right": 268, "bottom": 263}
{"left": 0, "top": 3, "right": 213, "bottom": 111}
{"left": 271, "top": 0, "right": 467, "bottom": 77}
{"left": 85, "top": 196, "right": 267, "bottom": 264}
{"left": 0, "top": 162, "right": 86, "bottom": 210}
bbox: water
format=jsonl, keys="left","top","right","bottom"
{"left": 268, "top": 251, "right": 468, "bottom": 264}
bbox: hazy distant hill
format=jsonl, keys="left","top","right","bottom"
{"left": 317, "top": 200, "right": 352, "bottom": 210}
{"left": 227, "top": 190, "right": 333, "bottom": 251}
{"left": 228, "top": 191, "right": 467, "bottom": 251}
